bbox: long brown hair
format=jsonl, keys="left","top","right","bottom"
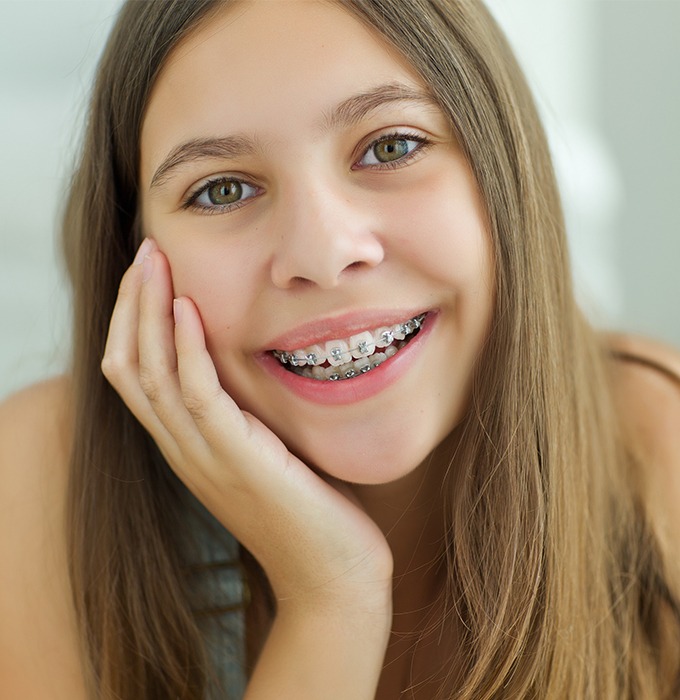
{"left": 62, "top": 0, "right": 679, "bottom": 697}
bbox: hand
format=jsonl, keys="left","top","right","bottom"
{"left": 101, "top": 239, "right": 393, "bottom": 613}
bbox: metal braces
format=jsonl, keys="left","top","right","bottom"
{"left": 273, "top": 314, "right": 425, "bottom": 367}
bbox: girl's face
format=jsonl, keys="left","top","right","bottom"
{"left": 139, "top": 0, "right": 494, "bottom": 485}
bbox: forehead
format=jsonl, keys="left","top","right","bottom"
{"left": 140, "top": 0, "right": 427, "bottom": 178}
{"left": 154, "top": 0, "right": 417, "bottom": 93}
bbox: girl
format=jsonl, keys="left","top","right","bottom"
{"left": 2, "top": 1, "right": 679, "bottom": 698}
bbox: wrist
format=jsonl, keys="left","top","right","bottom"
{"left": 274, "top": 571, "right": 393, "bottom": 621}
{"left": 246, "top": 594, "right": 391, "bottom": 700}
{"left": 274, "top": 596, "right": 392, "bottom": 664}
{"left": 276, "top": 582, "right": 392, "bottom": 626}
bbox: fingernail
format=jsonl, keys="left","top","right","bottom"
{"left": 133, "top": 238, "right": 153, "bottom": 265}
{"left": 142, "top": 254, "right": 153, "bottom": 282}
{"left": 173, "top": 298, "right": 182, "bottom": 324}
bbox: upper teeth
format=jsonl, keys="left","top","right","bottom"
{"left": 273, "top": 314, "right": 425, "bottom": 367}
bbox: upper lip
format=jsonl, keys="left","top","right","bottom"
{"left": 263, "top": 308, "right": 432, "bottom": 351}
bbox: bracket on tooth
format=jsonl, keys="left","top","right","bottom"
{"left": 380, "top": 330, "right": 394, "bottom": 346}
{"left": 273, "top": 313, "right": 426, "bottom": 369}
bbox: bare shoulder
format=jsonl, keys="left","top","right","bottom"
{"left": 0, "top": 377, "right": 87, "bottom": 697}
{"left": 606, "top": 333, "right": 680, "bottom": 466}
{"left": 605, "top": 333, "right": 680, "bottom": 587}
{"left": 0, "top": 376, "right": 74, "bottom": 501}
{"left": 607, "top": 331, "right": 680, "bottom": 380}
{"left": 0, "top": 374, "right": 73, "bottom": 444}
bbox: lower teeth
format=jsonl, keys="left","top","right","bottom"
{"left": 290, "top": 341, "right": 404, "bottom": 381}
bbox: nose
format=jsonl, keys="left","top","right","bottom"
{"left": 269, "top": 182, "right": 385, "bottom": 290}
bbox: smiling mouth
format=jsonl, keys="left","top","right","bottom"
{"left": 271, "top": 313, "right": 426, "bottom": 381}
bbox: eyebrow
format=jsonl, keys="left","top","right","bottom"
{"left": 148, "top": 82, "right": 438, "bottom": 191}
{"left": 149, "top": 135, "right": 258, "bottom": 191}
{"left": 319, "top": 81, "right": 437, "bottom": 132}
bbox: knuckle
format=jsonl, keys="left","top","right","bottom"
{"left": 181, "top": 387, "right": 211, "bottom": 421}
{"left": 138, "top": 363, "right": 178, "bottom": 405}
{"left": 101, "top": 352, "right": 126, "bottom": 384}
{"left": 181, "top": 381, "right": 223, "bottom": 424}
{"left": 138, "top": 367, "right": 163, "bottom": 404}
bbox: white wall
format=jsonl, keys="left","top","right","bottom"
{"left": 487, "top": 0, "right": 680, "bottom": 342}
{"left": 594, "top": 1, "right": 680, "bottom": 346}
{"left": 0, "top": 1, "right": 123, "bottom": 398}
{"left": 1, "top": 1, "right": 678, "bottom": 399}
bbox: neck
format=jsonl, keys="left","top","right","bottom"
{"left": 350, "top": 435, "right": 461, "bottom": 698}
{"left": 350, "top": 436, "right": 453, "bottom": 627}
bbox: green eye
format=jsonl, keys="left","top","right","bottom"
{"left": 358, "top": 133, "right": 425, "bottom": 168}
{"left": 188, "top": 177, "right": 259, "bottom": 213}
{"left": 372, "top": 138, "right": 410, "bottom": 163}
{"left": 206, "top": 180, "right": 243, "bottom": 205}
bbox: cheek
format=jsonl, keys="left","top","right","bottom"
{"left": 163, "top": 237, "right": 265, "bottom": 349}
{"left": 387, "top": 172, "right": 493, "bottom": 293}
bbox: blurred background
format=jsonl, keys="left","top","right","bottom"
{"left": 1, "top": 0, "right": 679, "bottom": 399}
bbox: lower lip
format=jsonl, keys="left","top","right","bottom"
{"left": 257, "top": 312, "right": 437, "bottom": 406}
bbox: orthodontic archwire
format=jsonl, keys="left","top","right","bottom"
{"left": 273, "top": 314, "right": 425, "bottom": 367}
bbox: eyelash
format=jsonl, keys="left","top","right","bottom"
{"left": 181, "top": 176, "right": 260, "bottom": 216}
{"left": 353, "top": 130, "right": 431, "bottom": 171}
{"left": 182, "top": 130, "right": 432, "bottom": 214}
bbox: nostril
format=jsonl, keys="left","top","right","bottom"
{"left": 289, "top": 276, "right": 319, "bottom": 289}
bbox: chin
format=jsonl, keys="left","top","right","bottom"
{"left": 285, "top": 420, "right": 445, "bottom": 486}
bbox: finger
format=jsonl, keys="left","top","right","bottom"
{"left": 101, "top": 240, "right": 178, "bottom": 454}
{"left": 172, "top": 296, "right": 314, "bottom": 507}
{"left": 102, "top": 238, "right": 153, "bottom": 370}
{"left": 136, "top": 250, "right": 211, "bottom": 453}
{"left": 137, "top": 250, "right": 178, "bottom": 404}
{"left": 173, "top": 296, "right": 251, "bottom": 453}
